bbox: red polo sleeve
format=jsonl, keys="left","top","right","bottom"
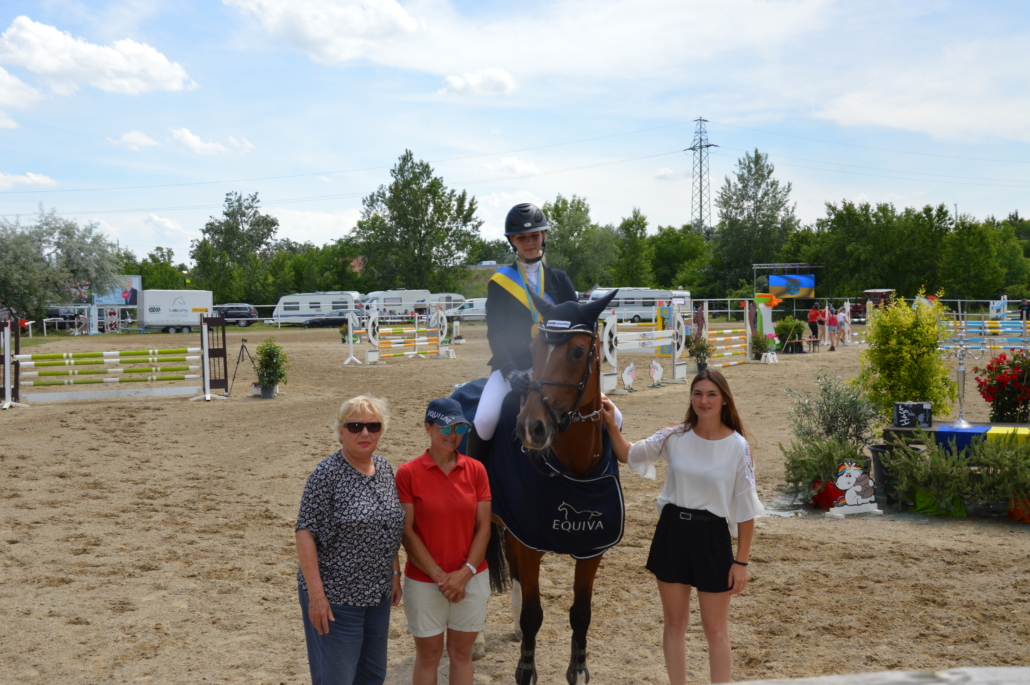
{"left": 471, "top": 458, "right": 491, "bottom": 502}
{"left": 395, "top": 461, "right": 414, "bottom": 503}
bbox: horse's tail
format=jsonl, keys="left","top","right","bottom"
{"left": 485, "top": 522, "right": 511, "bottom": 594}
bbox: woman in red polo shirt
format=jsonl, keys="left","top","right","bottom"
{"left": 396, "top": 398, "right": 492, "bottom": 685}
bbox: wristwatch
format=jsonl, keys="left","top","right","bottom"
{"left": 463, "top": 562, "right": 477, "bottom": 575}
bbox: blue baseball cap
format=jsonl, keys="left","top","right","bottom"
{"left": 424, "top": 398, "right": 469, "bottom": 426}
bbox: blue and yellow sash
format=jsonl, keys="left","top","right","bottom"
{"left": 490, "top": 265, "right": 553, "bottom": 321}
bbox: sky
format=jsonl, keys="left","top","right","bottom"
{"left": 1, "top": 0, "right": 1028, "bottom": 265}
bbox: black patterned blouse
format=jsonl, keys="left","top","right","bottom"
{"left": 296, "top": 451, "right": 405, "bottom": 606}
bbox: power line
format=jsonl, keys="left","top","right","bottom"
{"left": 0, "top": 121, "right": 689, "bottom": 196}
{"left": 0, "top": 149, "right": 683, "bottom": 218}
{"left": 709, "top": 120, "right": 1030, "bottom": 165}
{"left": 687, "top": 118, "right": 717, "bottom": 239}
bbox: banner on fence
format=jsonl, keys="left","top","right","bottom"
{"left": 769, "top": 274, "right": 815, "bottom": 299}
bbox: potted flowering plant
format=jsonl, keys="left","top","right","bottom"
{"left": 973, "top": 351, "right": 1030, "bottom": 423}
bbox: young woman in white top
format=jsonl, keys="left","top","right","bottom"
{"left": 600, "top": 368, "right": 763, "bottom": 685}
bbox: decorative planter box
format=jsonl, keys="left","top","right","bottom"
{"left": 934, "top": 426, "right": 990, "bottom": 455}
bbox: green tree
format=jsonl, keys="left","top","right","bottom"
{"left": 467, "top": 238, "right": 512, "bottom": 264}
{"left": 854, "top": 291, "right": 956, "bottom": 421}
{"left": 543, "top": 194, "right": 594, "bottom": 274}
{"left": 192, "top": 192, "right": 279, "bottom": 266}
{"left": 649, "top": 224, "right": 708, "bottom": 288}
{"left": 612, "top": 208, "right": 655, "bottom": 286}
{"left": 138, "top": 247, "right": 190, "bottom": 291}
{"left": 712, "top": 149, "right": 799, "bottom": 292}
{"left": 939, "top": 218, "right": 1005, "bottom": 299}
{"left": 0, "top": 207, "right": 120, "bottom": 318}
{"left": 541, "top": 194, "right": 621, "bottom": 290}
{"left": 354, "top": 150, "right": 482, "bottom": 291}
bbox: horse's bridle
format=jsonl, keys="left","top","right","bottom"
{"left": 521, "top": 326, "right": 605, "bottom": 476}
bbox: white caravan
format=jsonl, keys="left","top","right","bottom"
{"left": 271, "top": 292, "right": 363, "bottom": 324}
{"left": 588, "top": 287, "right": 688, "bottom": 322}
{"left": 362, "top": 289, "right": 432, "bottom": 315}
{"left": 430, "top": 293, "right": 466, "bottom": 309}
{"left": 137, "top": 290, "right": 214, "bottom": 333}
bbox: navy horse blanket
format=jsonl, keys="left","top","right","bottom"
{"left": 452, "top": 380, "right": 624, "bottom": 560}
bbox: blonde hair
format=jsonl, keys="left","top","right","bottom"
{"left": 336, "top": 395, "right": 390, "bottom": 433}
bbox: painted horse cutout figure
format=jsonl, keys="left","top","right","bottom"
{"left": 454, "top": 289, "right": 622, "bottom": 685}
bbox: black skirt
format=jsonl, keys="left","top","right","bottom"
{"left": 645, "top": 504, "right": 734, "bottom": 593}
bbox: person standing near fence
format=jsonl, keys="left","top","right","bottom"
{"left": 826, "top": 308, "right": 838, "bottom": 351}
{"left": 807, "top": 304, "right": 823, "bottom": 340}
{"left": 835, "top": 307, "right": 849, "bottom": 347}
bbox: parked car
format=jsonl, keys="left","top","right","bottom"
{"left": 213, "top": 303, "right": 259, "bottom": 326}
{"left": 302, "top": 309, "right": 358, "bottom": 328}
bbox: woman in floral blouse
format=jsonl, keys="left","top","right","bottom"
{"left": 295, "top": 395, "right": 405, "bottom": 685}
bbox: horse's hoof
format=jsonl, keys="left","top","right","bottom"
{"left": 472, "top": 632, "right": 486, "bottom": 661}
{"left": 515, "top": 664, "right": 538, "bottom": 685}
{"left": 566, "top": 664, "right": 590, "bottom": 685}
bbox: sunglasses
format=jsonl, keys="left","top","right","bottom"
{"left": 343, "top": 422, "right": 382, "bottom": 434}
{"left": 438, "top": 423, "right": 469, "bottom": 436}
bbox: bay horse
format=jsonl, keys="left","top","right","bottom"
{"left": 501, "top": 290, "right": 618, "bottom": 685}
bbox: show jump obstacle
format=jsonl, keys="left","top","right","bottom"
{"left": 1, "top": 317, "right": 228, "bottom": 409}
{"left": 342, "top": 309, "right": 455, "bottom": 366}
{"left": 601, "top": 305, "right": 690, "bottom": 395}
{"left": 696, "top": 300, "right": 755, "bottom": 368}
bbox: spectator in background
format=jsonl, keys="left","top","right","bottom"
{"left": 826, "top": 308, "right": 838, "bottom": 351}
{"left": 1019, "top": 299, "right": 1030, "bottom": 322}
{"left": 835, "top": 307, "right": 849, "bottom": 348}
{"left": 807, "top": 304, "right": 823, "bottom": 341}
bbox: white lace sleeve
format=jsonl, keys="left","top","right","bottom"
{"left": 626, "top": 426, "right": 678, "bottom": 480}
{"left": 732, "top": 434, "right": 763, "bottom": 525}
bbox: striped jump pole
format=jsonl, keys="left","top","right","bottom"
{"left": 3, "top": 317, "right": 227, "bottom": 406}
{"left": 601, "top": 305, "right": 688, "bottom": 395}
{"left": 2, "top": 321, "right": 29, "bottom": 410}
{"left": 358, "top": 309, "right": 454, "bottom": 365}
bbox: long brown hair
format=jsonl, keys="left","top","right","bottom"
{"left": 681, "top": 368, "right": 746, "bottom": 436}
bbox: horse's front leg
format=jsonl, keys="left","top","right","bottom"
{"left": 567, "top": 555, "right": 603, "bottom": 685}
{"left": 510, "top": 538, "right": 545, "bottom": 685}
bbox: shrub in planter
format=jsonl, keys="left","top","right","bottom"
{"left": 774, "top": 316, "right": 806, "bottom": 353}
{"left": 853, "top": 289, "right": 956, "bottom": 422}
{"left": 781, "top": 437, "right": 868, "bottom": 504}
{"left": 255, "top": 336, "right": 290, "bottom": 396}
{"left": 688, "top": 338, "right": 713, "bottom": 370}
{"left": 751, "top": 333, "right": 771, "bottom": 360}
{"left": 881, "top": 433, "right": 971, "bottom": 515}
{"left": 973, "top": 350, "right": 1030, "bottom": 423}
{"left": 785, "top": 373, "right": 879, "bottom": 445}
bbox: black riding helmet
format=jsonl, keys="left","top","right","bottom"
{"left": 505, "top": 203, "right": 549, "bottom": 261}
{"left": 505, "top": 203, "right": 549, "bottom": 236}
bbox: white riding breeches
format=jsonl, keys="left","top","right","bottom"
{"left": 473, "top": 369, "right": 623, "bottom": 441}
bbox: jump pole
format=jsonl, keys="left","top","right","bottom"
{"left": 2, "top": 321, "right": 28, "bottom": 410}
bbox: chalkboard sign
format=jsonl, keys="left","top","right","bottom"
{"left": 893, "top": 402, "right": 932, "bottom": 428}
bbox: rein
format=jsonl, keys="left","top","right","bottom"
{"left": 521, "top": 328, "right": 605, "bottom": 478}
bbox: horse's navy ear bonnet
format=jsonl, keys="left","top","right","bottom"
{"left": 530, "top": 290, "right": 618, "bottom": 344}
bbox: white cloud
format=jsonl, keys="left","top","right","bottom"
{"left": 497, "top": 157, "right": 538, "bottom": 176}
{"left": 0, "top": 65, "right": 41, "bottom": 127}
{"left": 0, "top": 16, "right": 194, "bottom": 95}
{"left": 171, "top": 128, "right": 229, "bottom": 155}
{"left": 654, "top": 167, "right": 689, "bottom": 181}
{"left": 0, "top": 171, "right": 57, "bottom": 189}
{"left": 441, "top": 68, "right": 515, "bottom": 96}
{"left": 228, "top": 136, "right": 255, "bottom": 154}
{"left": 107, "top": 130, "right": 158, "bottom": 151}
{"left": 225, "top": 0, "right": 420, "bottom": 63}
{"left": 268, "top": 208, "right": 362, "bottom": 245}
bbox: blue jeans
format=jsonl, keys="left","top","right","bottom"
{"left": 299, "top": 583, "right": 391, "bottom": 685}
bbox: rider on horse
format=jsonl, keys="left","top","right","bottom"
{"left": 471, "top": 202, "right": 622, "bottom": 450}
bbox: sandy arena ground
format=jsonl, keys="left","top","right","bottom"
{"left": 2, "top": 324, "right": 1029, "bottom": 684}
